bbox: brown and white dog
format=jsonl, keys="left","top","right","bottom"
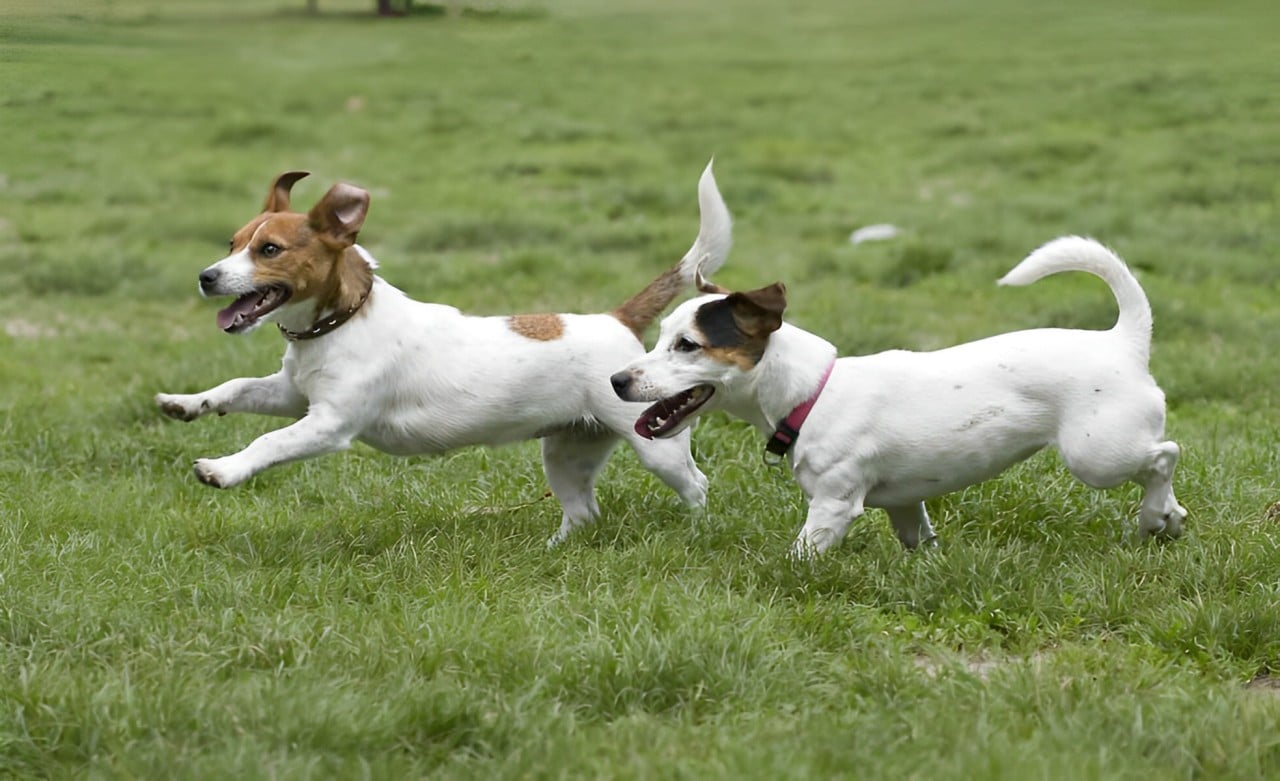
{"left": 611, "top": 237, "right": 1185, "bottom": 556}
{"left": 156, "top": 165, "right": 732, "bottom": 546}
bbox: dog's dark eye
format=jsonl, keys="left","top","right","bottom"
{"left": 673, "top": 336, "right": 701, "bottom": 353}
{"left": 228, "top": 239, "right": 234, "bottom": 251}
{"left": 260, "top": 243, "right": 282, "bottom": 258}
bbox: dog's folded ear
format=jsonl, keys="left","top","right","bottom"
{"left": 264, "top": 171, "right": 311, "bottom": 213}
{"left": 727, "top": 282, "right": 787, "bottom": 337}
{"left": 308, "top": 182, "right": 371, "bottom": 247}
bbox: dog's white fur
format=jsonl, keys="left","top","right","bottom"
{"left": 612, "top": 236, "right": 1186, "bottom": 556}
{"left": 156, "top": 164, "right": 732, "bottom": 546}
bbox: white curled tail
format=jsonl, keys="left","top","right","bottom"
{"left": 677, "top": 159, "right": 732, "bottom": 283}
{"left": 612, "top": 160, "right": 732, "bottom": 336}
{"left": 999, "top": 236, "right": 1153, "bottom": 358}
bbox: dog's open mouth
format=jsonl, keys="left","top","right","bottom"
{"left": 635, "top": 385, "right": 715, "bottom": 440}
{"left": 216, "top": 285, "right": 291, "bottom": 333}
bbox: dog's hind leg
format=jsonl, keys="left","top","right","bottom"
{"left": 542, "top": 431, "right": 620, "bottom": 548}
{"left": 1056, "top": 405, "right": 1185, "bottom": 539}
{"left": 627, "top": 429, "right": 708, "bottom": 509}
{"left": 883, "top": 502, "right": 938, "bottom": 550}
{"left": 1135, "top": 440, "right": 1186, "bottom": 539}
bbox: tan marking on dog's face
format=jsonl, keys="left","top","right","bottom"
{"left": 222, "top": 178, "right": 373, "bottom": 316}
{"left": 229, "top": 212, "right": 332, "bottom": 301}
{"left": 508, "top": 313, "right": 565, "bottom": 341}
{"left": 700, "top": 341, "right": 764, "bottom": 371}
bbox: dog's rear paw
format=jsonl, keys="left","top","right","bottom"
{"left": 1140, "top": 505, "right": 1187, "bottom": 541}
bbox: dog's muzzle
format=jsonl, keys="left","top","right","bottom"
{"left": 612, "top": 370, "right": 715, "bottom": 440}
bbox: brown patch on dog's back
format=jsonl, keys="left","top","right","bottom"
{"left": 509, "top": 313, "right": 565, "bottom": 341}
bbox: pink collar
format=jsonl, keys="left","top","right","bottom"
{"left": 764, "top": 359, "right": 835, "bottom": 465}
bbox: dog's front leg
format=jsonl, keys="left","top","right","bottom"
{"left": 792, "top": 494, "right": 866, "bottom": 558}
{"left": 156, "top": 371, "right": 306, "bottom": 422}
{"left": 192, "top": 407, "right": 357, "bottom": 488}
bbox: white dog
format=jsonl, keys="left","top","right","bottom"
{"left": 156, "top": 165, "right": 731, "bottom": 546}
{"left": 611, "top": 236, "right": 1186, "bottom": 555}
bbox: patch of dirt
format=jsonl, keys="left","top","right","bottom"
{"left": 1246, "top": 674, "right": 1280, "bottom": 697}
{"left": 914, "top": 651, "right": 1056, "bottom": 681}
{"left": 4, "top": 318, "right": 58, "bottom": 339}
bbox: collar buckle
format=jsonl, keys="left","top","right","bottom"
{"left": 762, "top": 420, "right": 799, "bottom": 467}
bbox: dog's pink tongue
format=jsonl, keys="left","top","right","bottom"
{"left": 216, "top": 294, "right": 257, "bottom": 331}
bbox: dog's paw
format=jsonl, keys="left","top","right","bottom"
{"left": 788, "top": 538, "right": 823, "bottom": 561}
{"left": 155, "top": 393, "right": 209, "bottom": 422}
{"left": 193, "top": 457, "right": 245, "bottom": 489}
{"left": 915, "top": 533, "right": 941, "bottom": 551}
{"left": 1138, "top": 505, "right": 1187, "bottom": 541}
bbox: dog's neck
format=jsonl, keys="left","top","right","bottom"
{"left": 720, "top": 322, "right": 838, "bottom": 435}
{"left": 274, "top": 245, "right": 376, "bottom": 336}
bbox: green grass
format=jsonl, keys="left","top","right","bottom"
{"left": 3, "top": 0, "right": 1280, "bottom": 776}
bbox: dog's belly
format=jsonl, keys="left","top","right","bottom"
{"left": 356, "top": 415, "right": 550, "bottom": 456}
{"left": 862, "top": 442, "right": 1046, "bottom": 507}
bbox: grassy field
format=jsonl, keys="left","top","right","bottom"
{"left": 3, "top": 0, "right": 1280, "bottom": 777}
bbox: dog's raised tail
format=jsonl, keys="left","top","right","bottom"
{"left": 999, "top": 236, "right": 1153, "bottom": 356}
{"left": 612, "top": 160, "right": 732, "bottom": 338}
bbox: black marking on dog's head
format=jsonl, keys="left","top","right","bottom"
{"left": 695, "top": 298, "right": 747, "bottom": 349}
{"left": 692, "top": 282, "right": 787, "bottom": 368}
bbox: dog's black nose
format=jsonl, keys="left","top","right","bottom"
{"left": 610, "top": 371, "right": 632, "bottom": 399}
{"left": 198, "top": 268, "right": 220, "bottom": 288}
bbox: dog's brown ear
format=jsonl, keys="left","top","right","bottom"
{"left": 308, "top": 182, "right": 370, "bottom": 247}
{"left": 726, "top": 282, "right": 786, "bottom": 338}
{"left": 264, "top": 171, "right": 310, "bottom": 213}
